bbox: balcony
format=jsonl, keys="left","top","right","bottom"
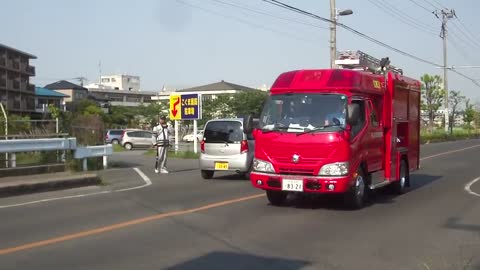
{"left": 0, "top": 79, "right": 6, "bottom": 88}
{"left": 26, "top": 65, "right": 35, "bottom": 76}
{"left": 12, "top": 61, "right": 20, "bottom": 70}
{"left": 0, "top": 57, "right": 5, "bottom": 67}
{"left": 28, "top": 84, "right": 35, "bottom": 92}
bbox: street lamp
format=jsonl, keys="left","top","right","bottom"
{"left": 330, "top": 0, "right": 353, "bottom": 68}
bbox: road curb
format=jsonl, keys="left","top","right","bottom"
{"left": 0, "top": 174, "right": 101, "bottom": 198}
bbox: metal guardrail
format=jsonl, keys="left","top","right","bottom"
{"left": 75, "top": 144, "right": 113, "bottom": 171}
{"left": 0, "top": 138, "right": 113, "bottom": 171}
{"left": 0, "top": 138, "right": 77, "bottom": 153}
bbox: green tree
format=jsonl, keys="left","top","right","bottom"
{"left": 463, "top": 99, "right": 475, "bottom": 129}
{"left": 448, "top": 90, "right": 465, "bottom": 133}
{"left": 421, "top": 74, "right": 444, "bottom": 132}
{"left": 141, "top": 103, "right": 168, "bottom": 127}
{"left": 229, "top": 91, "right": 268, "bottom": 117}
{"left": 47, "top": 104, "right": 61, "bottom": 119}
{"left": 4, "top": 114, "right": 31, "bottom": 136}
{"left": 83, "top": 104, "right": 104, "bottom": 116}
{"left": 200, "top": 95, "right": 234, "bottom": 126}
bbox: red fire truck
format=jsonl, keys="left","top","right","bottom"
{"left": 243, "top": 50, "right": 421, "bottom": 209}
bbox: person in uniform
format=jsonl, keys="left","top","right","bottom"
{"left": 153, "top": 115, "right": 169, "bottom": 174}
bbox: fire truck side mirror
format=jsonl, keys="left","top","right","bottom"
{"left": 347, "top": 104, "right": 360, "bottom": 126}
{"left": 243, "top": 114, "right": 254, "bottom": 134}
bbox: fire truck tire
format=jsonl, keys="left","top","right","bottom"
{"left": 201, "top": 170, "right": 214, "bottom": 179}
{"left": 392, "top": 159, "right": 409, "bottom": 194}
{"left": 266, "top": 190, "right": 287, "bottom": 206}
{"left": 345, "top": 168, "right": 366, "bottom": 209}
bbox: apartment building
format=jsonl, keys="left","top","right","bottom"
{"left": 0, "top": 43, "right": 37, "bottom": 113}
{"left": 85, "top": 74, "right": 141, "bottom": 91}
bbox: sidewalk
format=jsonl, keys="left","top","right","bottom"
{"left": 0, "top": 172, "right": 101, "bottom": 198}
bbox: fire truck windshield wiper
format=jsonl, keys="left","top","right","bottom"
{"left": 261, "top": 126, "right": 289, "bottom": 133}
{"left": 296, "top": 124, "right": 345, "bottom": 136}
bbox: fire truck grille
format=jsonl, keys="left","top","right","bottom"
{"left": 278, "top": 167, "right": 315, "bottom": 175}
{"left": 272, "top": 157, "right": 320, "bottom": 165}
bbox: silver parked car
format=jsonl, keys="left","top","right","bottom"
{"left": 199, "top": 118, "right": 255, "bottom": 179}
{"left": 120, "top": 129, "right": 154, "bottom": 150}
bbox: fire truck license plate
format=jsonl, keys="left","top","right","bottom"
{"left": 282, "top": 179, "right": 303, "bottom": 192}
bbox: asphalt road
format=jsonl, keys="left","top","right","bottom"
{"left": 1, "top": 140, "right": 480, "bottom": 270}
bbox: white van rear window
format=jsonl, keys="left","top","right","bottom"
{"left": 204, "top": 121, "right": 243, "bottom": 143}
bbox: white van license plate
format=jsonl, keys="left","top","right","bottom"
{"left": 282, "top": 179, "right": 303, "bottom": 192}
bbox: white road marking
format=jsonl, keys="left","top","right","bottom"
{"left": 465, "top": 176, "right": 480, "bottom": 198}
{"left": 0, "top": 167, "right": 152, "bottom": 209}
{"left": 420, "top": 144, "right": 480, "bottom": 161}
{"left": 123, "top": 168, "right": 152, "bottom": 191}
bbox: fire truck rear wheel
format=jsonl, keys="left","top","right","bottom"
{"left": 392, "top": 159, "right": 409, "bottom": 194}
{"left": 345, "top": 168, "right": 366, "bottom": 209}
{"left": 266, "top": 190, "right": 287, "bottom": 206}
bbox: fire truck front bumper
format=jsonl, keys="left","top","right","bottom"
{"left": 250, "top": 172, "right": 353, "bottom": 194}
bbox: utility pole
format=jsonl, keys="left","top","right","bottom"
{"left": 330, "top": 0, "right": 336, "bottom": 68}
{"left": 434, "top": 8, "right": 455, "bottom": 133}
{"left": 330, "top": 0, "right": 353, "bottom": 68}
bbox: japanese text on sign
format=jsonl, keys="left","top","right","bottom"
{"left": 169, "top": 93, "right": 202, "bottom": 120}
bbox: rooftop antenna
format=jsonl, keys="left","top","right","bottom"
{"left": 72, "top": 77, "right": 88, "bottom": 86}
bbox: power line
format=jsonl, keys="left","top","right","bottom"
{"left": 377, "top": 0, "right": 437, "bottom": 31}
{"left": 406, "top": 0, "right": 433, "bottom": 13}
{"left": 420, "top": 0, "right": 442, "bottom": 10}
{"left": 456, "top": 17, "right": 480, "bottom": 44}
{"left": 205, "top": 0, "right": 328, "bottom": 30}
{"left": 448, "top": 27, "right": 480, "bottom": 51}
{"left": 261, "top": 0, "right": 442, "bottom": 67}
{"left": 450, "top": 21, "right": 480, "bottom": 49}
{"left": 448, "top": 38, "right": 473, "bottom": 64}
{"left": 367, "top": 0, "right": 437, "bottom": 36}
{"left": 430, "top": 0, "right": 447, "bottom": 9}
{"left": 175, "top": 0, "right": 322, "bottom": 45}
{"left": 261, "top": 0, "right": 480, "bottom": 90}
{"left": 451, "top": 69, "right": 480, "bottom": 88}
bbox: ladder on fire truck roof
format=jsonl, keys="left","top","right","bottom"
{"left": 334, "top": 50, "right": 403, "bottom": 75}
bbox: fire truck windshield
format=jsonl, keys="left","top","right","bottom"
{"left": 260, "top": 93, "right": 347, "bottom": 132}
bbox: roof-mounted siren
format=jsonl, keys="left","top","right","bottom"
{"left": 335, "top": 50, "right": 403, "bottom": 75}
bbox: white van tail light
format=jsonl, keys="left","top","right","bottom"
{"left": 241, "top": 140, "right": 248, "bottom": 153}
{"left": 200, "top": 140, "right": 205, "bottom": 153}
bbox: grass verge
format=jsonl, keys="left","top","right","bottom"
{"left": 420, "top": 129, "right": 480, "bottom": 144}
{"left": 113, "top": 144, "right": 125, "bottom": 152}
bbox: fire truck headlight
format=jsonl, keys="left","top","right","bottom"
{"left": 253, "top": 158, "right": 274, "bottom": 173}
{"left": 319, "top": 162, "right": 349, "bottom": 176}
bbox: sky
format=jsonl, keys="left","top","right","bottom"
{"left": 2, "top": 0, "right": 480, "bottom": 101}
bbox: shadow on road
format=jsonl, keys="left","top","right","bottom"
{"left": 276, "top": 173, "right": 443, "bottom": 210}
{"left": 444, "top": 217, "right": 480, "bottom": 233}
{"left": 109, "top": 161, "right": 143, "bottom": 168}
{"left": 164, "top": 251, "right": 310, "bottom": 270}
{"left": 408, "top": 173, "right": 442, "bottom": 191}
{"left": 211, "top": 173, "right": 249, "bottom": 181}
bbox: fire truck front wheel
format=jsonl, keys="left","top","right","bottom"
{"left": 345, "top": 168, "right": 366, "bottom": 209}
{"left": 266, "top": 190, "right": 287, "bottom": 206}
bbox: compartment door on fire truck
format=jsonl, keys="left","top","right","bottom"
{"left": 366, "top": 99, "right": 383, "bottom": 172}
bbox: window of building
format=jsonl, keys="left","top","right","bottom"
{"left": 111, "top": 78, "right": 116, "bottom": 82}
{"left": 101, "top": 78, "right": 110, "bottom": 83}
